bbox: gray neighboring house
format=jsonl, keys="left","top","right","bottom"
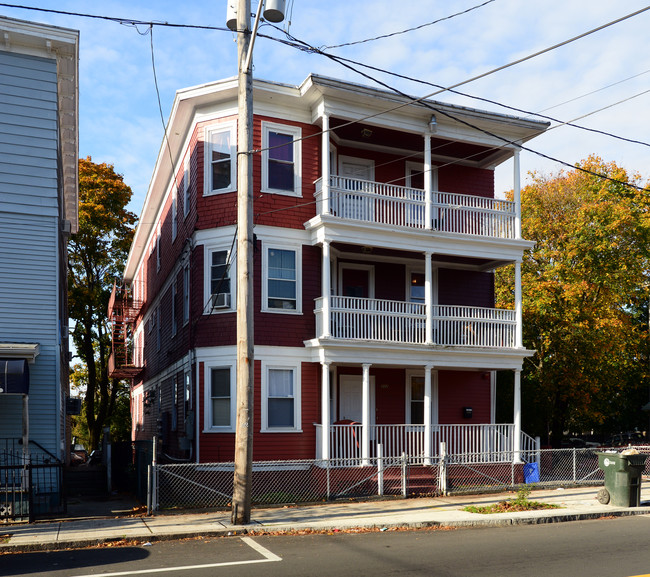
{"left": 0, "top": 15, "right": 78, "bottom": 517}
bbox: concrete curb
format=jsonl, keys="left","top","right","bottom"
{"left": 3, "top": 507, "right": 650, "bottom": 553}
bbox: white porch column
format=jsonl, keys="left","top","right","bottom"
{"left": 513, "top": 147, "right": 521, "bottom": 240}
{"left": 362, "top": 363, "right": 371, "bottom": 466}
{"left": 322, "top": 239, "right": 331, "bottom": 338}
{"left": 424, "top": 133, "right": 432, "bottom": 230}
{"left": 513, "top": 368, "right": 522, "bottom": 463}
{"left": 425, "top": 251, "right": 433, "bottom": 344}
{"left": 424, "top": 364, "right": 433, "bottom": 465}
{"left": 515, "top": 260, "right": 522, "bottom": 348}
{"left": 322, "top": 112, "right": 331, "bottom": 215}
{"left": 321, "top": 362, "right": 330, "bottom": 461}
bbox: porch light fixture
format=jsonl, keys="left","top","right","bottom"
{"left": 361, "top": 128, "right": 373, "bottom": 138}
{"left": 429, "top": 114, "right": 437, "bottom": 132}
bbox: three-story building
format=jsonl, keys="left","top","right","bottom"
{"left": 111, "top": 75, "right": 548, "bottom": 466}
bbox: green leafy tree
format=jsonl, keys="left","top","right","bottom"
{"left": 496, "top": 156, "right": 650, "bottom": 446}
{"left": 69, "top": 157, "right": 138, "bottom": 450}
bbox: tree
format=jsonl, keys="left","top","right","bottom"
{"left": 496, "top": 156, "right": 650, "bottom": 446}
{"left": 69, "top": 157, "right": 138, "bottom": 450}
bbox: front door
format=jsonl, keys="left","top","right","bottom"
{"left": 339, "top": 375, "right": 375, "bottom": 424}
{"left": 339, "top": 157, "right": 375, "bottom": 220}
{"left": 341, "top": 267, "right": 371, "bottom": 298}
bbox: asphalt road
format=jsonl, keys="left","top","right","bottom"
{"left": 4, "top": 515, "right": 650, "bottom": 577}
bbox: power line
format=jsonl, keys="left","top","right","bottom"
{"left": 321, "top": 0, "right": 497, "bottom": 50}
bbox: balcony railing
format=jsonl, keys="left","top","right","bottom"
{"left": 315, "top": 423, "right": 537, "bottom": 463}
{"left": 315, "top": 296, "right": 516, "bottom": 348}
{"left": 314, "top": 176, "right": 516, "bottom": 239}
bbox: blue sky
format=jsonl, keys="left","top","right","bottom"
{"left": 2, "top": 0, "right": 649, "bottom": 213}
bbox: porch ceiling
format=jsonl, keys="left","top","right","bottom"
{"left": 305, "top": 338, "right": 532, "bottom": 371}
{"left": 330, "top": 117, "right": 507, "bottom": 168}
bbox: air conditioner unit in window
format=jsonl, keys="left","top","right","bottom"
{"left": 211, "top": 293, "right": 231, "bottom": 309}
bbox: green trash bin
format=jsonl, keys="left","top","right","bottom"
{"left": 596, "top": 451, "right": 646, "bottom": 507}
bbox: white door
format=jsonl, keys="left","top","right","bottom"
{"left": 338, "top": 157, "right": 375, "bottom": 220}
{"left": 339, "top": 375, "right": 375, "bottom": 424}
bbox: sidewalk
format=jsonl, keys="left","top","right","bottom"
{"left": 3, "top": 486, "right": 650, "bottom": 553}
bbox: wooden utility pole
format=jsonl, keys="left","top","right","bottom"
{"left": 232, "top": 0, "right": 254, "bottom": 525}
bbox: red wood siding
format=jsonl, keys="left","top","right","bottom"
{"left": 438, "top": 269, "right": 494, "bottom": 308}
{"left": 437, "top": 370, "right": 491, "bottom": 424}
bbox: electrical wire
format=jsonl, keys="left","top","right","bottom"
{"left": 321, "top": 0, "right": 497, "bottom": 50}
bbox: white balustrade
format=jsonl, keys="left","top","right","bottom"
{"left": 314, "top": 176, "right": 516, "bottom": 239}
{"left": 315, "top": 298, "right": 515, "bottom": 348}
{"left": 316, "top": 423, "right": 526, "bottom": 463}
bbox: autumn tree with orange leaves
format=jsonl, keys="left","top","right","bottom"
{"left": 496, "top": 156, "right": 650, "bottom": 447}
{"left": 68, "top": 157, "right": 138, "bottom": 450}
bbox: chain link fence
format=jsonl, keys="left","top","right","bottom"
{"left": 149, "top": 446, "right": 650, "bottom": 512}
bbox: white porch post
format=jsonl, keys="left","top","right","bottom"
{"left": 362, "top": 363, "right": 371, "bottom": 466}
{"left": 513, "top": 368, "right": 522, "bottom": 463}
{"left": 425, "top": 251, "right": 433, "bottom": 345}
{"left": 322, "top": 112, "right": 330, "bottom": 215}
{"left": 513, "top": 147, "right": 521, "bottom": 240}
{"left": 322, "top": 239, "right": 331, "bottom": 338}
{"left": 515, "top": 260, "right": 522, "bottom": 348}
{"left": 424, "top": 364, "right": 433, "bottom": 465}
{"left": 321, "top": 362, "right": 330, "bottom": 461}
{"left": 424, "top": 133, "right": 432, "bottom": 230}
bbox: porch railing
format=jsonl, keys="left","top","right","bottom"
{"left": 315, "top": 297, "right": 516, "bottom": 348}
{"left": 315, "top": 176, "right": 516, "bottom": 239}
{"left": 315, "top": 423, "right": 537, "bottom": 463}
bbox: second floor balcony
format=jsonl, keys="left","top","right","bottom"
{"left": 314, "top": 176, "right": 517, "bottom": 240}
{"left": 314, "top": 296, "right": 517, "bottom": 349}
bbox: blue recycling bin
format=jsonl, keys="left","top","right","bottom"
{"left": 523, "top": 462, "right": 540, "bottom": 484}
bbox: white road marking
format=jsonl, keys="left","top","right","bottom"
{"left": 72, "top": 536, "right": 282, "bottom": 577}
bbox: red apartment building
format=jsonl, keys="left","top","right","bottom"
{"left": 109, "top": 75, "right": 548, "bottom": 466}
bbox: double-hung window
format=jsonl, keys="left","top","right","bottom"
{"left": 262, "top": 122, "right": 301, "bottom": 196}
{"left": 210, "top": 249, "right": 232, "bottom": 309}
{"left": 205, "top": 123, "right": 236, "bottom": 194}
{"left": 183, "top": 155, "right": 191, "bottom": 217}
{"left": 263, "top": 365, "right": 300, "bottom": 431}
{"left": 409, "top": 376, "right": 425, "bottom": 425}
{"left": 264, "top": 246, "right": 300, "bottom": 312}
{"left": 209, "top": 366, "right": 234, "bottom": 430}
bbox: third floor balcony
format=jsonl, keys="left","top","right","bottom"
{"left": 314, "top": 176, "right": 517, "bottom": 240}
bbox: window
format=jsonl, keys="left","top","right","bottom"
{"left": 171, "top": 281, "right": 177, "bottom": 337}
{"left": 262, "top": 122, "right": 301, "bottom": 196}
{"left": 183, "top": 265, "right": 190, "bottom": 324}
{"left": 410, "top": 272, "right": 425, "bottom": 304}
{"left": 205, "top": 124, "right": 236, "bottom": 194}
{"left": 210, "top": 250, "right": 231, "bottom": 309}
{"left": 156, "top": 230, "right": 161, "bottom": 272}
{"left": 409, "top": 376, "right": 425, "bottom": 425}
{"left": 263, "top": 366, "right": 300, "bottom": 431}
{"left": 172, "top": 190, "right": 178, "bottom": 241}
{"left": 209, "top": 367, "right": 233, "bottom": 429}
{"left": 183, "top": 155, "right": 191, "bottom": 217}
{"left": 156, "top": 306, "right": 161, "bottom": 351}
{"left": 264, "top": 246, "right": 300, "bottom": 312}
{"left": 172, "top": 378, "right": 179, "bottom": 432}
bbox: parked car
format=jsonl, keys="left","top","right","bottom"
{"left": 604, "top": 432, "right": 648, "bottom": 447}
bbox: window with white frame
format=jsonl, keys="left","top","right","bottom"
{"left": 409, "top": 375, "right": 425, "bottom": 425}
{"left": 172, "top": 189, "right": 178, "bottom": 241}
{"left": 205, "top": 123, "right": 236, "bottom": 194}
{"left": 183, "top": 154, "right": 191, "bottom": 217}
{"left": 262, "top": 122, "right": 301, "bottom": 196}
{"left": 209, "top": 366, "right": 234, "bottom": 430}
{"left": 264, "top": 246, "right": 300, "bottom": 312}
{"left": 171, "top": 280, "right": 177, "bottom": 337}
{"left": 156, "top": 230, "right": 161, "bottom": 271}
{"left": 183, "top": 264, "right": 190, "bottom": 324}
{"left": 263, "top": 365, "right": 300, "bottom": 431}
{"left": 209, "top": 249, "right": 232, "bottom": 310}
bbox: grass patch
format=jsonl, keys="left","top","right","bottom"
{"left": 463, "top": 486, "right": 561, "bottom": 514}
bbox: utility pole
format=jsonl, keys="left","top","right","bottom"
{"left": 232, "top": 0, "right": 254, "bottom": 525}
{"left": 228, "top": 0, "right": 286, "bottom": 526}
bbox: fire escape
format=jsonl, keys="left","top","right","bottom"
{"left": 108, "top": 280, "right": 143, "bottom": 379}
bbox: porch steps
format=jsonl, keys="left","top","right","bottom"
{"left": 382, "top": 465, "right": 439, "bottom": 496}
